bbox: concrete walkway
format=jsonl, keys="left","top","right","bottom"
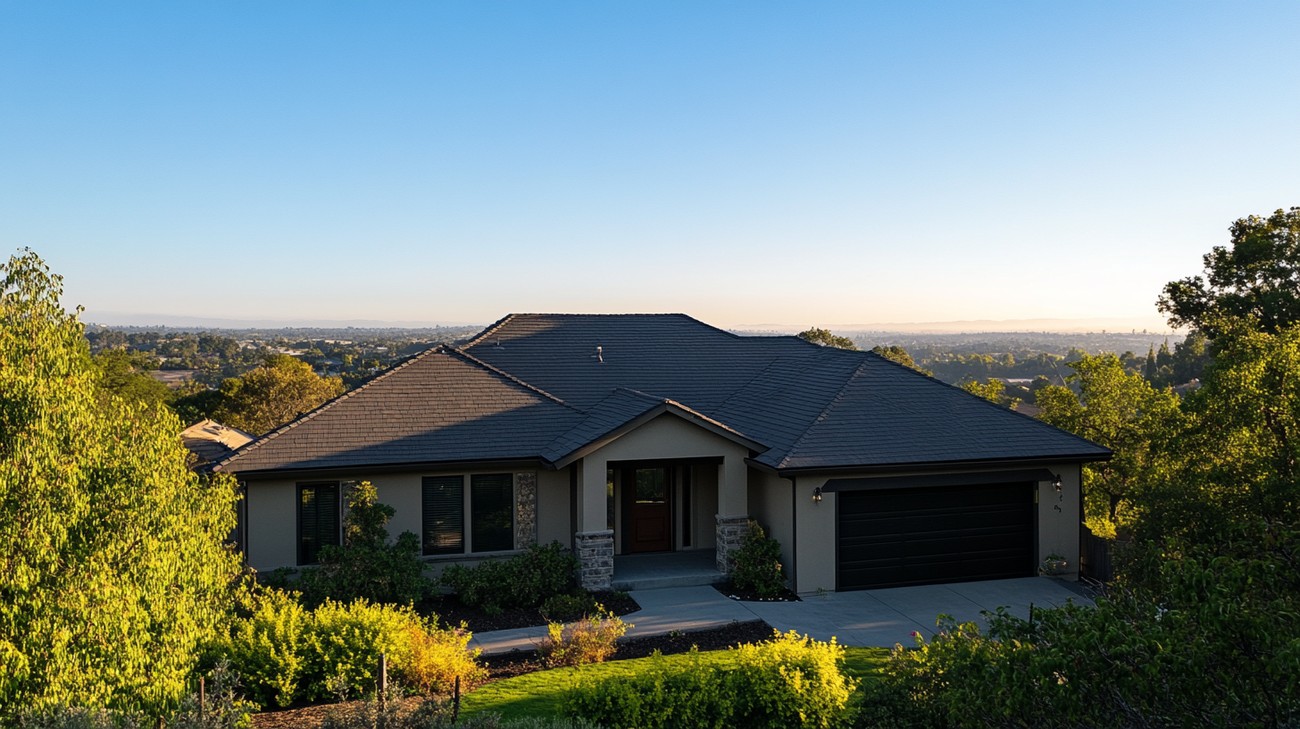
{"left": 469, "top": 577, "right": 1093, "bottom": 655}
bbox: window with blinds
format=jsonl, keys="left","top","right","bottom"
{"left": 421, "top": 476, "right": 464, "bottom": 556}
{"left": 297, "top": 482, "right": 340, "bottom": 565}
{"left": 471, "top": 474, "right": 514, "bottom": 553}
{"left": 420, "top": 473, "right": 516, "bottom": 556}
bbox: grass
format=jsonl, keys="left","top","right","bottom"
{"left": 460, "top": 644, "right": 892, "bottom": 721}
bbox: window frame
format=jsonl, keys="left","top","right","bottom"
{"left": 420, "top": 472, "right": 517, "bottom": 557}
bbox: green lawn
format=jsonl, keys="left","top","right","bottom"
{"left": 461, "top": 645, "right": 891, "bottom": 720}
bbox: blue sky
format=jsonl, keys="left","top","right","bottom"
{"left": 3, "top": 2, "right": 1297, "bottom": 331}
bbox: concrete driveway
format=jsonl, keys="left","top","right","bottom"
{"left": 471, "top": 577, "right": 1094, "bottom": 654}
{"left": 742, "top": 577, "right": 1093, "bottom": 647}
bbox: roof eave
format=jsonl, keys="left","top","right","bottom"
{"left": 774, "top": 451, "right": 1113, "bottom": 478}
{"left": 224, "top": 456, "right": 553, "bottom": 481}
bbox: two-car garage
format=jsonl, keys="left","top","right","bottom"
{"left": 833, "top": 472, "right": 1044, "bottom": 591}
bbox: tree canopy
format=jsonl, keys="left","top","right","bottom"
{"left": 1035, "top": 353, "right": 1183, "bottom": 536}
{"left": 1158, "top": 206, "right": 1300, "bottom": 336}
{"left": 211, "top": 353, "right": 344, "bottom": 435}
{"left": 796, "top": 327, "right": 858, "bottom": 350}
{"left": 0, "top": 250, "right": 241, "bottom": 718}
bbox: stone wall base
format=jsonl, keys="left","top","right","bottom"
{"left": 575, "top": 529, "right": 615, "bottom": 591}
{"left": 715, "top": 515, "right": 750, "bottom": 573}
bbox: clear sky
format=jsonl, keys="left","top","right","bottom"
{"left": 3, "top": 2, "right": 1297, "bottom": 331}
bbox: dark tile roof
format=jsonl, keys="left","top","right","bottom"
{"left": 218, "top": 314, "right": 1110, "bottom": 475}
{"left": 214, "top": 346, "right": 582, "bottom": 474}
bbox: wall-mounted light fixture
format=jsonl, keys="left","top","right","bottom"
{"left": 812, "top": 487, "right": 823, "bottom": 503}
{"left": 1051, "top": 474, "right": 1063, "bottom": 493}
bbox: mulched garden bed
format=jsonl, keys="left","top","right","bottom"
{"left": 418, "top": 590, "right": 641, "bottom": 633}
{"left": 714, "top": 581, "right": 802, "bottom": 602}
{"left": 479, "top": 619, "right": 776, "bottom": 680}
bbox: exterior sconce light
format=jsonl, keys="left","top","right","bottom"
{"left": 812, "top": 487, "right": 823, "bottom": 503}
{"left": 1051, "top": 474, "right": 1063, "bottom": 493}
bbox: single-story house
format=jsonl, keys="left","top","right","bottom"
{"left": 213, "top": 314, "right": 1110, "bottom": 593}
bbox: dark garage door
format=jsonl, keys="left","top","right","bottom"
{"left": 837, "top": 482, "right": 1034, "bottom": 590}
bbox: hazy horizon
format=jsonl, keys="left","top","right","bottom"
{"left": 82, "top": 309, "right": 1178, "bottom": 336}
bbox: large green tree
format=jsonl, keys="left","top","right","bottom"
{"left": 1158, "top": 206, "right": 1300, "bottom": 336}
{"left": 1139, "top": 323, "right": 1300, "bottom": 543}
{"left": 1035, "top": 354, "right": 1183, "bottom": 536}
{"left": 0, "top": 251, "right": 242, "bottom": 718}
{"left": 212, "top": 353, "right": 344, "bottom": 435}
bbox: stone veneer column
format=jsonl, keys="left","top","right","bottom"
{"left": 575, "top": 530, "right": 614, "bottom": 590}
{"left": 514, "top": 472, "right": 538, "bottom": 549}
{"left": 715, "top": 515, "right": 751, "bottom": 573}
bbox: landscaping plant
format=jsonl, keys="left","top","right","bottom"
{"left": 217, "top": 589, "right": 483, "bottom": 709}
{"left": 441, "top": 542, "right": 578, "bottom": 615}
{"left": 301, "top": 481, "right": 430, "bottom": 607}
{"left": 728, "top": 521, "right": 786, "bottom": 598}
{"left": 566, "top": 631, "right": 856, "bottom": 729}
{"left": 538, "top": 606, "right": 630, "bottom": 667}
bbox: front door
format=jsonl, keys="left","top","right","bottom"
{"left": 625, "top": 466, "right": 672, "bottom": 553}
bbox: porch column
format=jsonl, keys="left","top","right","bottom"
{"left": 715, "top": 455, "right": 750, "bottom": 573}
{"left": 576, "top": 457, "right": 614, "bottom": 590}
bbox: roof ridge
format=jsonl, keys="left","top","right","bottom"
{"left": 212, "top": 344, "right": 456, "bottom": 471}
{"left": 775, "top": 354, "right": 874, "bottom": 469}
{"left": 461, "top": 313, "right": 519, "bottom": 348}
{"left": 448, "top": 346, "right": 580, "bottom": 411}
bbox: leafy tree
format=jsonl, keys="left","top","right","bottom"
{"left": 212, "top": 353, "right": 344, "bottom": 435}
{"left": 0, "top": 250, "right": 242, "bottom": 718}
{"left": 960, "top": 377, "right": 1018, "bottom": 409}
{"left": 169, "top": 382, "right": 226, "bottom": 426}
{"left": 797, "top": 327, "right": 858, "bottom": 350}
{"left": 870, "top": 344, "right": 930, "bottom": 374}
{"left": 1035, "top": 354, "right": 1182, "bottom": 535}
{"left": 1140, "top": 323, "right": 1300, "bottom": 543}
{"left": 92, "top": 348, "right": 171, "bottom": 409}
{"left": 1158, "top": 206, "right": 1300, "bottom": 336}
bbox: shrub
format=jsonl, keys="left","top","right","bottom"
{"left": 728, "top": 521, "right": 785, "bottom": 598}
{"left": 539, "top": 593, "right": 599, "bottom": 623}
{"left": 218, "top": 588, "right": 309, "bottom": 708}
{"left": 858, "top": 522, "right": 1300, "bottom": 728}
{"left": 301, "top": 481, "right": 430, "bottom": 607}
{"left": 566, "top": 631, "right": 855, "bottom": 729}
{"left": 441, "top": 542, "right": 578, "bottom": 615}
{"left": 399, "top": 619, "right": 487, "bottom": 695}
{"left": 304, "top": 599, "right": 423, "bottom": 702}
{"left": 219, "top": 589, "right": 484, "bottom": 709}
{"left": 538, "top": 607, "right": 629, "bottom": 667}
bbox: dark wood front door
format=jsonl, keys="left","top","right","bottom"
{"left": 625, "top": 466, "right": 672, "bottom": 553}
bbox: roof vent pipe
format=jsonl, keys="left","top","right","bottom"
{"left": 595, "top": 345, "right": 603, "bottom": 364}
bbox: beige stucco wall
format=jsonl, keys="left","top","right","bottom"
{"left": 245, "top": 478, "right": 299, "bottom": 574}
{"left": 241, "top": 466, "right": 564, "bottom": 574}
{"left": 577, "top": 413, "right": 752, "bottom": 537}
{"left": 690, "top": 463, "right": 719, "bottom": 549}
{"left": 790, "top": 464, "right": 1085, "bottom": 594}
{"left": 747, "top": 468, "right": 794, "bottom": 587}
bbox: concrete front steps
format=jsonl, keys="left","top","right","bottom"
{"left": 610, "top": 549, "right": 727, "bottom": 591}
